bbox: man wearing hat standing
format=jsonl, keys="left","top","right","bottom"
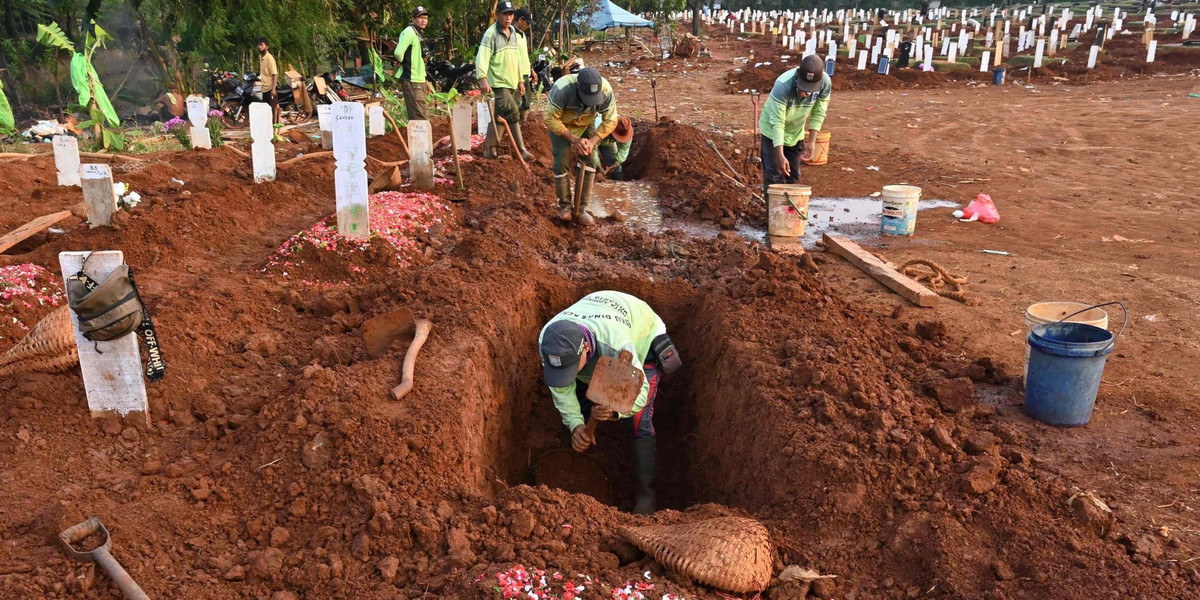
{"left": 538, "top": 291, "right": 682, "bottom": 515}
{"left": 514, "top": 7, "right": 539, "bottom": 122}
{"left": 395, "top": 6, "right": 434, "bottom": 122}
{"left": 476, "top": 0, "right": 533, "bottom": 160}
{"left": 758, "top": 54, "right": 831, "bottom": 199}
{"left": 544, "top": 67, "right": 618, "bottom": 224}
{"left": 597, "top": 116, "right": 634, "bottom": 180}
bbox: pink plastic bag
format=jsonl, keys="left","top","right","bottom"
{"left": 962, "top": 193, "right": 1000, "bottom": 223}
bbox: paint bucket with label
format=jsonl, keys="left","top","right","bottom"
{"left": 880, "top": 185, "right": 922, "bottom": 236}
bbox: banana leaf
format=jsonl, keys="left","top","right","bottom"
{"left": 369, "top": 48, "right": 390, "bottom": 84}
{"left": 69, "top": 53, "right": 118, "bottom": 127}
{"left": 88, "top": 62, "right": 119, "bottom": 127}
{"left": 0, "top": 79, "right": 14, "bottom": 133}
{"left": 35, "top": 22, "right": 75, "bottom": 53}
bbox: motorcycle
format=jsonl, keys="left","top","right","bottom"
{"left": 532, "top": 54, "right": 552, "bottom": 92}
{"left": 219, "top": 72, "right": 313, "bottom": 128}
{"left": 426, "top": 59, "right": 477, "bottom": 93}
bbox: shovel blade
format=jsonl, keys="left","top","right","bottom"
{"left": 586, "top": 349, "right": 644, "bottom": 414}
{"left": 362, "top": 307, "right": 416, "bottom": 358}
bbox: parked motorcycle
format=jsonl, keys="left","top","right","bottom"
{"left": 218, "top": 72, "right": 313, "bottom": 128}
{"left": 427, "top": 59, "right": 477, "bottom": 93}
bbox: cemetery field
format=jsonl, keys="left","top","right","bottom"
{"left": 2, "top": 15, "right": 1200, "bottom": 600}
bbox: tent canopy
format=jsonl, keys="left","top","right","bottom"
{"left": 587, "top": 1, "right": 654, "bottom": 30}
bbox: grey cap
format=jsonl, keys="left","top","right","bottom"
{"left": 540, "top": 320, "right": 586, "bottom": 387}
{"left": 794, "top": 55, "right": 825, "bottom": 93}
{"left": 577, "top": 67, "right": 604, "bottom": 107}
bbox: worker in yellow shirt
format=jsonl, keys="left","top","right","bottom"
{"left": 544, "top": 67, "right": 618, "bottom": 225}
{"left": 475, "top": 1, "right": 532, "bottom": 160}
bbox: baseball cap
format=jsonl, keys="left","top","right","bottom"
{"left": 794, "top": 55, "right": 825, "bottom": 93}
{"left": 413, "top": 5, "right": 429, "bottom": 18}
{"left": 612, "top": 117, "right": 633, "bottom": 143}
{"left": 496, "top": 1, "right": 516, "bottom": 14}
{"left": 577, "top": 67, "right": 604, "bottom": 107}
{"left": 541, "top": 321, "right": 586, "bottom": 387}
{"left": 515, "top": 7, "right": 534, "bottom": 25}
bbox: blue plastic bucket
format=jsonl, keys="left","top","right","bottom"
{"left": 1024, "top": 322, "right": 1114, "bottom": 426}
{"left": 877, "top": 56, "right": 890, "bottom": 75}
{"left": 826, "top": 57, "right": 836, "bottom": 76}
{"left": 992, "top": 67, "right": 1006, "bottom": 85}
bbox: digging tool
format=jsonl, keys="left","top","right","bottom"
{"left": 494, "top": 115, "right": 532, "bottom": 172}
{"left": 447, "top": 104, "right": 465, "bottom": 192}
{"left": 751, "top": 91, "right": 761, "bottom": 136}
{"left": 586, "top": 349, "right": 644, "bottom": 414}
{"left": 390, "top": 318, "right": 432, "bottom": 400}
{"left": 59, "top": 518, "right": 148, "bottom": 600}
{"left": 483, "top": 97, "right": 503, "bottom": 158}
{"left": 705, "top": 139, "right": 745, "bottom": 184}
{"left": 362, "top": 307, "right": 416, "bottom": 358}
{"left": 380, "top": 110, "right": 411, "bottom": 158}
{"left": 651, "top": 78, "right": 659, "bottom": 121}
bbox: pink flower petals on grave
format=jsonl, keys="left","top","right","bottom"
{"left": 481, "top": 564, "right": 681, "bottom": 600}
{"left": 0, "top": 264, "right": 65, "bottom": 332}
{"left": 263, "top": 191, "right": 451, "bottom": 281}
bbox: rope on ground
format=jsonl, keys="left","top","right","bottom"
{"left": 900, "top": 258, "right": 980, "bottom": 306}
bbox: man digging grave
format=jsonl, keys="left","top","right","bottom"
{"left": 538, "top": 291, "right": 681, "bottom": 515}
{"left": 476, "top": 0, "right": 534, "bottom": 161}
{"left": 760, "top": 54, "right": 831, "bottom": 200}
{"left": 544, "top": 67, "right": 619, "bottom": 225}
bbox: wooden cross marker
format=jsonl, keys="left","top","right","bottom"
{"left": 53, "top": 135, "right": 81, "bottom": 187}
{"left": 332, "top": 102, "right": 370, "bottom": 239}
{"left": 80, "top": 164, "right": 116, "bottom": 227}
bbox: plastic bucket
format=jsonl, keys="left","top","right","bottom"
{"left": 1023, "top": 302, "right": 1109, "bottom": 380}
{"left": 877, "top": 55, "right": 891, "bottom": 74}
{"left": 803, "top": 131, "right": 832, "bottom": 166}
{"left": 992, "top": 67, "right": 1006, "bottom": 85}
{"left": 1024, "top": 322, "right": 1115, "bottom": 426}
{"left": 880, "top": 185, "right": 922, "bottom": 236}
{"left": 825, "top": 57, "right": 836, "bottom": 76}
{"left": 767, "top": 184, "right": 811, "bottom": 239}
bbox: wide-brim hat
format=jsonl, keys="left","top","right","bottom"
{"left": 613, "top": 117, "right": 633, "bottom": 143}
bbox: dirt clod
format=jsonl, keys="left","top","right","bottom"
{"left": 930, "top": 377, "right": 975, "bottom": 413}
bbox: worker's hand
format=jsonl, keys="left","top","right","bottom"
{"left": 800, "top": 146, "right": 815, "bottom": 162}
{"left": 517, "top": 81, "right": 526, "bottom": 96}
{"left": 591, "top": 406, "right": 616, "bottom": 422}
{"left": 531, "top": 71, "right": 539, "bottom": 86}
{"left": 426, "top": 82, "right": 435, "bottom": 94}
{"left": 578, "top": 137, "right": 594, "bottom": 156}
{"left": 479, "top": 79, "right": 492, "bottom": 95}
{"left": 774, "top": 146, "right": 791, "bottom": 177}
{"left": 571, "top": 425, "right": 596, "bottom": 452}
{"left": 570, "top": 135, "right": 590, "bottom": 156}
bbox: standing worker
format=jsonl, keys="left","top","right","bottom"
{"left": 476, "top": 0, "right": 533, "bottom": 160}
{"left": 538, "top": 291, "right": 682, "bottom": 514}
{"left": 394, "top": 6, "right": 435, "bottom": 122}
{"left": 759, "top": 54, "right": 831, "bottom": 199}
{"left": 514, "top": 7, "right": 539, "bottom": 123}
{"left": 544, "top": 67, "right": 618, "bottom": 225}
{"left": 257, "top": 37, "right": 280, "bottom": 123}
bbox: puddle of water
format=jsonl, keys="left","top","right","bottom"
{"left": 590, "top": 182, "right": 958, "bottom": 247}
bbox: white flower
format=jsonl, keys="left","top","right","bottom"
{"left": 113, "top": 182, "right": 127, "bottom": 196}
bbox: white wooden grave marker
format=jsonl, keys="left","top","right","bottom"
{"left": 368, "top": 103, "right": 385, "bottom": 137}
{"left": 53, "top": 135, "right": 81, "bottom": 187}
{"left": 1049, "top": 29, "right": 1059, "bottom": 55}
{"left": 452, "top": 102, "right": 472, "bottom": 150}
{"left": 1034, "top": 39, "right": 1045, "bottom": 67}
{"left": 1146, "top": 40, "right": 1157, "bottom": 63}
{"left": 408, "top": 119, "right": 434, "bottom": 191}
{"left": 980, "top": 51, "right": 991, "bottom": 71}
{"left": 476, "top": 101, "right": 491, "bottom": 139}
{"left": 948, "top": 42, "right": 958, "bottom": 62}
{"left": 80, "top": 164, "right": 116, "bottom": 227}
{"left": 186, "top": 95, "right": 212, "bottom": 149}
{"left": 317, "top": 104, "right": 333, "bottom": 150}
{"left": 249, "top": 103, "right": 275, "bottom": 183}
{"left": 1087, "top": 45, "right": 1100, "bottom": 68}
{"left": 857, "top": 50, "right": 868, "bottom": 70}
{"left": 332, "top": 102, "right": 370, "bottom": 238}
{"left": 59, "top": 250, "right": 148, "bottom": 422}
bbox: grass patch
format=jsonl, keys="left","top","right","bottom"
{"left": 1008, "top": 55, "right": 1069, "bottom": 67}
{"left": 933, "top": 60, "right": 973, "bottom": 72}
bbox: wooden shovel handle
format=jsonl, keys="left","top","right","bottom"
{"left": 390, "top": 319, "right": 432, "bottom": 400}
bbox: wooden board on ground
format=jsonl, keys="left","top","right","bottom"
{"left": 58, "top": 250, "right": 149, "bottom": 423}
{"left": 80, "top": 164, "right": 117, "bottom": 227}
{"left": 0, "top": 210, "right": 73, "bottom": 254}
{"left": 823, "top": 233, "right": 939, "bottom": 307}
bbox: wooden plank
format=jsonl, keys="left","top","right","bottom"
{"left": 58, "top": 251, "right": 149, "bottom": 422}
{"left": 823, "top": 233, "right": 939, "bottom": 307}
{"left": 0, "top": 210, "right": 73, "bottom": 254}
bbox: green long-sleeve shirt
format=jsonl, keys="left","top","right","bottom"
{"left": 394, "top": 24, "right": 426, "bottom": 83}
{"left": 545, "top": 74, "right": 618, "bottom": 139}
{"left": 758, "top": 68, "right": 831, "bottom": 147}
{"left": 475, "top": 23, "right": 529, "bottom": 90}
{"left": 538, "top": 291, "right": 667, "bottom": 431}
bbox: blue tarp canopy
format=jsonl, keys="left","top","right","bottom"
{"left": 587, "top": 1, "right": 654, "bottom": 30}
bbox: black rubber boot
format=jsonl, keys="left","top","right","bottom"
{"left": 577, "top": 165, "right": 597, "bottom": 226}
{"left": 631, "top": 436, "right": 656, "bottom": 514}
{"left": 555, "top": 174, "right": 573, "bottom": 221}
{"left": 511, "top": 122, "right": 534, "bottom": 162}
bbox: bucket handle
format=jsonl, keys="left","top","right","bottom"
{"left": 891, "top": 166, "right": 929, "bottom": 190}
{"left": 1056, "top": 301, "right": 1129, "bottom": 352}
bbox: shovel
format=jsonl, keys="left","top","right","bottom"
{"left": 362, "top": 307, "right": 416, "bottom": 359}
{"left": 574, "top": 349, "right": 645, "bottom": 448}
{"left": 59, "top": 517, "right": 149, "bottom": 600}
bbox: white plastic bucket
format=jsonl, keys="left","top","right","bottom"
{"left": 880, "top": 185, "right": 922, "bottom": 236}
{"left": 767, "top": 184, "right": 812, "bottom": 238}
{"left": 1023, "top": 301, "right": 1110, "bottom": 380}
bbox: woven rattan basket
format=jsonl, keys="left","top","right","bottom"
{"left": 619, "top": 516, "right": 773, "bottom": 593}
{"left": 0, "top": 306, "right": 79, "bottom": 377}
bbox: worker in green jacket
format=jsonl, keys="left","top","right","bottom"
{"left": 394, "top": 6, "right": 434, "bottom": 122}
{"left": 759, "top": 54, "right": 831, "bottom": 199}
{"left": 544, "top": 67, "right": 618, "bottom": 225}
{"left": 596, "top": 115, "right": 634, "bottom": 180}
{"left": 539, "top": 291, "right": 682, "bottom": 514}
{"left": 476, "top": 0, "right": 532, "bottom": 161}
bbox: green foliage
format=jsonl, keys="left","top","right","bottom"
{"left": 79, "top": 105, "right": 128, "bottom": 151}
{"left": 370, "top": 49, "right": 391, "bottom": 85}
{"left": 0, "top": 80, "right": 14, "bottom": 134}
{"left": 38, "top": 21, "right": 119, "bottom": 127}
{"left": 35, "top": 22, "right": 75, "bottom": 53}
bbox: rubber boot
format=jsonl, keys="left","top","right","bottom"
{"left": 576, "top": 165, "right": 597, "bottom": 226}
{"left": 631, "top": 436, "right": 656, "bottom": 515}
{"left": 511, "top": 121, "right": 534, "bottom": 162}
{"left": 483, "top": 122, "right": 499, "bottom": 159}
{"left": 555, "top": 174, "right": 573, "bottom": 221}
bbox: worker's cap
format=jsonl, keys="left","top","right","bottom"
{"left": 496, "top": 1, "right": 517, "bottom": 14}
{"left": 612, "top": 116, "right": 634, "bottom": 143}
{"left": 794, "top": 55, "right": 825, "bottom": 93}
{"left": 540, "top": 321, "right": 586, "bottom": 387}
{"left": 413, "top": 5, "right": 429, "bottom": 18}
{"left": 577, "top": 67, "right": 605, "bottom": 107}
{"left": 515, "top": 7, "right": 534, "bottom": 25}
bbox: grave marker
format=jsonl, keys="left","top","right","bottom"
{"left": 408, "top": 119, "right": 434, "bottom": 190}
{"left": 186, "top": 95, "right": 212, "bottom": 149}
{"left": 1034, "top": 39, "right": 1045, "bottom": 67}
{"left": 318, "top": 104, "right": 333, "bottom": 150}
{"left": 1146, "top": 40, "right": 1157, "bottom": 63}
{"left": 332, "top": 102, "right": 370, "bottom": 238}
{"left": 53, "top": 135, "right": 81, "bottom": 187}
{"left": 477, "top": 101, "right": 491, "bottom": 139}
{"left": 59, "top": 250, "right": 148, "bottom": 423}
{"left": 857, "top": 49, "right": 868, "bottom": 70}
{"left": 452, "top": 102, "right": 472, "bottom": 150}
{"left": 368, "top": 103, "right": 385, "bottom": 137}
{"left": 249, "top": 102, "right": 276, "bottom": 183}
{"left": 1087, "top": 45, "right": 1099, "bottom": 68}
{"left": 980, "top": 50, "right": 991, "bottom": 71}
{"left": 948, "top": 41, "right": 958, "bottom": 62}
{"left": 80, "top": 164, "right": 116, "bottom": 227}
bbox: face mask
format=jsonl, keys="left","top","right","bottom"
{"left": 259, "top": 48, "right": 267, "bottom": 56}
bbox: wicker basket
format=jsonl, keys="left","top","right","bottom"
{"left": 619, "top": 516, "right": 773, "bottom": 593}
{"left": 0, "top": 306, "right": 79, "bottom": 377}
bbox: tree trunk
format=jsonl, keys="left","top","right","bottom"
{"left": 127, "top": 0, "right": 183, "bottom": 93}
{"left": 3, "top": 0, "right": 18, "bottom": 41}
{"left": 692, "top": 0, "right": 701, "bottom": 36}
